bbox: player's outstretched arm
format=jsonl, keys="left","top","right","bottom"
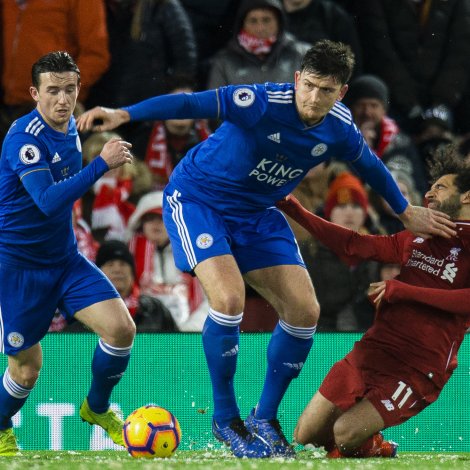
{"left": 76, "top": 107, "right": 130, "bottom": 132}
{"left": 397, "top": 204, "right": 457, "bottom": 239}
{"left": 276, "top": 194, "right": 402, "bottom": 264}
{"left": 370, "top": 279, "right": 470, "bottom": 316}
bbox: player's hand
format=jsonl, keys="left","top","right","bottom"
{"left": 76, "top": 106, "right": 130, "bottom": 132}
{"left": 398, "top": 204, "right": 457, "bottom": 239}
{"left": 100, "top": 138, "right": 133, "bottom": 169}
{"left": 368, "top": 281, "right": 387, "bottom": 308}
{"left": 275, "top": 193, "right": 301, "bottom": 213}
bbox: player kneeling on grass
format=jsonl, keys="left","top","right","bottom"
{"left": 0, "top": 51, "right": 136, "bottom": 455}
{"left": 277, "top": 145, "right": 470, "bottom": 458}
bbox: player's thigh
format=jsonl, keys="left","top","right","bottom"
{"left": 0, "top": 263, "right": 62, "bottom": 355}
{"left": 194, "top": 255, "right": 245, "bottom": 314}
{"left": 163, "top": 188, "right": 234, "bottom": 273}
{"left": 244, "top": 264, "right": 318, "bottom": 326}
{"left": 60, "top": 254, "right": 135, "bottom": 345}
{"left": 75, "top": 298, "right": 135, "bottom": 346}
{"left": 295, "top": 391, "right": 343, "bottom": 446}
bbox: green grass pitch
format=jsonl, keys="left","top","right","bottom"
{"left": 0, "top": 450, "right": 468, "bottom": 469}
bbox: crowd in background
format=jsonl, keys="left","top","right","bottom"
{"left": 3, "top": 0, "right": 470, "bottom": 333}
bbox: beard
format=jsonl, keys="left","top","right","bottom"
{"left": 435, "top": 193, "right": 462, "bottom": 219}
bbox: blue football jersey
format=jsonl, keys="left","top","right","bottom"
{"left": 166, "top": 83, "right": 406, "bottom": 214}
{"left": 0, "top": 109, "right": 83, "bottom": 267}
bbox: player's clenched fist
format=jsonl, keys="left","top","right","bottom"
{"left": 100, "top": 138, "right": 133, "bottom": 169}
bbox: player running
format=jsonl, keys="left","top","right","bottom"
{"left": 277, "top": 145, "right": 470, "bottom": 458}
{"left": 0, "top": 51, "right": 135, "bottom": 454}
{"left": 77, "top": 40, "right": 455, "bottom": 458}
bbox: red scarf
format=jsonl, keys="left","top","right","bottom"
{"left": 375, "top": 116, "right": 399, "bottom": 158}
{"left": 128, "top": 233, "right": 205, "bottom": 313}
{"left": 144, "top": 121, "right": 210, "bottom": 188}
{"left": 124, "top": 283, "right": 141, "bottom": 319}
{"left": 237, "top": 29, "right": 276, "bottom": 56}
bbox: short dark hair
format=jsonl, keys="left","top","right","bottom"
{"left": 300, "top": 40, "right": 355, "bottom": 85}
{"left": 31, "top": 51, "right": 80, "bottom": 89}
{"left": 428, "top": 144, "right": 470, "bottom": 194}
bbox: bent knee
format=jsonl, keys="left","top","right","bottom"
{"left": 333, "top": 418, "right": 362, "bottom": 450}
{"left": 10, "top": 366, "right": 40, "bottom": 389}
{"left": 294, "top": 420, "right": 310, "bottom": 445}
{"left": 210, "top": 291, "right": 245, "bottom": 315}
{"left": 107, "top": 318, "right": 136, "bottom": 347}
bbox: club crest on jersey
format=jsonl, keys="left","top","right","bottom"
{"left": 196, "top": 233, "right": 213, "bottom": 249}
{"left": 76, "top": 135, "right": 82, "bottom": 152}
{"left": 233, "top": 88, "right": 255, "bottom": 107}
{"left": 311, "top": 143, "right": 328, "bottom": 157}
{"left": 19, "top": 144, "right": 40, "bottom": 165}
{"left": 7, "top": 332, "right": 24, "bottom": 348}
{"left": 446, "top": 248, "right": 461, "bottom": 262}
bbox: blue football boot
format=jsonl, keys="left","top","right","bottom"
{"left": 245, "top": 408, "right": 295, "bottom": 457}
{"left": 212, "top": 416, "right": 271, "bottom": 458}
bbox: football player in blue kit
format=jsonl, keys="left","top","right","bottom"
{"left": 77, "top": 40, "right": 456, "bottom": 458}
{"left": 0, "top": 51, "right": 136, "bottom": 454}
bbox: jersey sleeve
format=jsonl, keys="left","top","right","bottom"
{"left": 277, "top": 194, "right": 407, "bottom": 264}
{"left": 20, "top": 157, "right": 108, "bottom": 217}
{"left": 6, "top": 133, "right": 109, "bottom": 216}
{"left": 216, "top": 84, "right": 267, "bottom": 128}
{"left": 125, "top": 90, "right": 220, "bottom": 122}
{"left": 342, "top": 124, "right": 408, "bottom": 215}
{"left": 384, "top": 279, "right": 470, "bottom": 316}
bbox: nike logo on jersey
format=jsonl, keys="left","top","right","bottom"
{"left": 51, "top": 152, "right": 62, "bottom": 163}
{"left": 267, "top": 132, "right": 281, "bottom": 143}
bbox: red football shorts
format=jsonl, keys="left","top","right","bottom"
{"left": 319, "top": 345, "right": 443, "bottom": 428}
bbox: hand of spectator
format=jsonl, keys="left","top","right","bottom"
{"left": 100, "top": 138, "right": 133, "bottom": 170}
{"left": 398, "top": 204, "right": 456, "bottom": 239}
{"left": 76, "top": 106, "right": 130, "bottom": 132}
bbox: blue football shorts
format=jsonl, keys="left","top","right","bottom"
{"left": 163, "top": 186, "right": 305, "bottom": 274}
{"left": 0, "top": 252, "right": 119, "bottom": 355}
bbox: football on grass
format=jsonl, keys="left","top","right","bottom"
{"left": 122, "top": 405, "right": 182, "bottom": 458}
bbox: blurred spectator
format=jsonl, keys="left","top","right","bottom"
{"left": 1, "top": 0, "right": 110, "bottom": 140}
{"left": 82, "top": 131, "right": 152, "bottom": 242}
{"left": 73, "top": 199, "right": 99, "bottom": 262}
{"left": 207, "top": 0, "right": 310, "bottom": 89}
{"left": 355, "top": 0, "right": 470, "bottom": 134}
{"left": 345, "top": 74, "right": 428, "bottom": 196}
{"left": 127, "top": 191, "right": 208, "bottom": 331}
{"left": 300, "top": 172, "right": 378, "bottom": 331}
{"left": 282, "top": 0, "right": 362, "bottom": 77}
{"left": 368, "top": 168, "right": 421, "bottom": 235}
{"left": 65, "top": 240, "right": 179, "bottom": 332}
{"left": 411, "top": 108, "right": 455, "bottom": 188}
{"left": 379, "top": 262, "right": 401, "bottom": 282}
{"left": 180, "top": 0, "right": 239, "bottom": 89}
{"left": 143, "top": 78, "right": 211, "bottom": 190}
{"left": 88, "top": 0, "right": 197, "bottom": 108}
{"left": 288, "top": 161, "right": 348, "bottom": 242}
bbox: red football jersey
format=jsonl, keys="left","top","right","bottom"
{"left": 280, "top": 197, "right": 470, "bottom": 388}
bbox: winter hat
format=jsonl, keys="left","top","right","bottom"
{"left": 96, "top": 239, "right": 136, "bottom": 275}
{"left": 324, "top": 172, "right": 368, "bottom": 220}
{"left": 127, "top": 191, "right": 164, "bottom": 234}
{"left": 346, "top": 74, "right": 389, "bottom": 107}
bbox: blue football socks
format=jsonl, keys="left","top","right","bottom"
{"left": 202, "top": 309, "right": 243, "bottom": 428}
{"left": 255, "top": 320, "right": 315, "bottom": 420}
{"left": 0, "top": 368, "right": 32, "bottom": 430}
{"left": 87, "top": 339, "right": 132, "bottom": 413}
